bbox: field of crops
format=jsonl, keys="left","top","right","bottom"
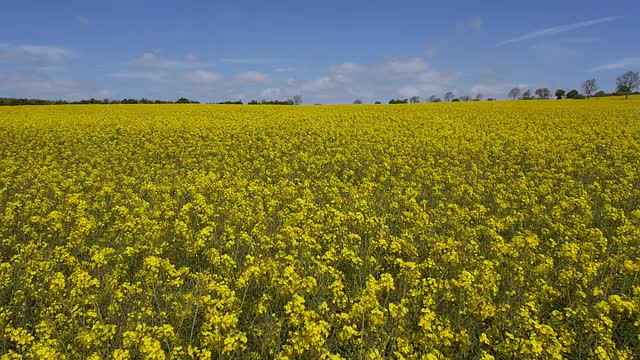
{"left": 1, "top": 100, "right": 639, "bottom": 359}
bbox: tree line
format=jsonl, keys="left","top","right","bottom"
{"left": 247, "top": 96, "right": 303, "bottom": 105}
{"left": 0, "top": 95, "right": 305, "bottom": 106}
{"left": 354, "top": 70, "right": 639, "bottom": 104}
{"left": 0, "top": 97, "right": 200, "bottom": 106}
{"left": 508, "top": 71, "right": 640, "bottom": 101}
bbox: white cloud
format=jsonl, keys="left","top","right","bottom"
{"left": 301, "top": 75, "right": 349, "bottom": 92}
{"left": 291, "top": 57, "right": 461, "bottom": 102}
{"left": 382, "top": 57, "right": 429, "bottom": 74}
{"left": 110, "top": 71, "right": 167, "bottom": 81}
{"left": 76, "top": 16, "right": 89, "bottom": 24}
{"left": 397, "top": 79, "right": 458, "bottom": 98}
{"left": 275, "top": 67, "right": 297, "bottom": 72}
{"left": 587, "top": 57, "right": 640, "bottom": 72}
{"left": 0, "top": 72, "right": 109, "bottom": 100}
{"left": 417, "top": 70, "right": 460, "bottom": 84}
{"left": 498, "top": 16, "right": 617, "bottom": 46}
{"left": 234, "top": 71, "right": 272, "bottom": 83}
{"left": 324, "top": 58, "right": 432, "bottom": 76}
{"left": 221, "top": 58, "right": 271, "bottom": 65}
{"left": 183, "top": 70, "right": 223, "bottom": 84}
{"left": 0, "top": 44, "right": 73, "bottom": 61}
{"left": 260, "top": 87, "right": 282, "bottom": 98}
{"left": 132, "top": 51, "right": 201, "bottom": 69}
{"left": 330, "top": 62, "right": 368, "bottom": 74}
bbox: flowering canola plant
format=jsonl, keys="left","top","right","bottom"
{"left": 0, "top": 100, "right": 639, "bottom": 359}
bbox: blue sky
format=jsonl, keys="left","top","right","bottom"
{"left": 1, "top": 0, "right": 638, "bottom": 103}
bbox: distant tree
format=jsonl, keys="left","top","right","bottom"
{"left": 581, "top": 79, "right": 598, "bottom": 99}
{"left": 535, "top": 88, "right": 550, "bottom": 99}
{"left": 555, "top": 89, "right": 566, "bottom": 99}
{"left": 374, "top": 101, "right": 382, "bottom": 104}
{"left": 460, "top": 95, "right": 471, "bottom": 102}
{"left": 428, "top": 95, "right": 438, "bottom": 102}
{"left": 444, "top": 92, "right": 455, "bottom": 102}
{"left": 451, "top": 98, "right": 461, "bottom": 102}
{"left": 409, "top": 96, "right": 420, "bottom": 104}
{"left": 175, "top": 97, "right": 193, "bottom": 104}
{"left": 521, "top": 90, "right": 532, "bottom": 100}
{"left": 616, "top": 71, "right": 640, "bottom": 100}
{"left": 293, "top": 95, "right": 303, "bottom": 105}
{"left": 508, "top": 88, "right": 521, "bottom": 100}
{"left": 353, "top": 99, "right": 363, "bottom": 104}
{"left": 566, "top": 89, "right": 580, "bottom": 99}
{"left": 389, "top": 99, "right": 409, "bottom": 104}
{"left": 475, "top": 93, "right": 483, "bottom": 101}
{"left": 594, "top": 91, "right": 607, "bottom": 97}
{"left": 535, "top": 89, "right": 543, "bottom": 99}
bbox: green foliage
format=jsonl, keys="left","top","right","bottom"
{"left": 566, "top": 89, "right": 580, "bottom": 99}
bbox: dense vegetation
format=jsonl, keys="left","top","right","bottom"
{"left": 0, "top": 101, "right": 639, "bottom": 358}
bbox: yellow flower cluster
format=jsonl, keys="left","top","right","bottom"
{"left": 0, "top": 100, "right": 639, "bottom": 358}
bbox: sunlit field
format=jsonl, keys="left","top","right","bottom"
{"left": 1, "top": 100, "right": 639, "bottom": 359}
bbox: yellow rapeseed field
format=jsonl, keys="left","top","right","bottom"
{"left": 1, "top": 100, "right": 639, "bottom": 359}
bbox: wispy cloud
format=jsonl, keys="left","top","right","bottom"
{"left": 274, "top": 67, "right": 297, "bottom": 73}
{"left": 110, "top": 71, "right": 167, "bottom": 81}
{"left": 221, "top": 58, "right": 271, "bottom": 65}
{"left": 132, "top": 51, "right": 202, "bottom": 69}
{"left": 0, "top": 44, "right": 73, "bottom": 61}
{"left": 260, "top": 87, "right": 283, "bottom": 99}
{"left": 0, "top": 71, "right": 110, "bottom": 100}
{"left": 234, "top": 71, "right": 272, "bottom": 83}
{"left": 322, "top": 60, "right": 415, "bottom": 76}
{"left": 301, "top": 75, "right": 349, "bottom": 92}
{"left": 498, "top": 16, "right": 618, "bottom": 46}
{"left": 76, "top": 16, "right": 89, "bottom": 25}
{"left": 182, "top": 70, "right": 223, "bottom": 84}
{"left": 329, "top": 62, "right": 368, "bottom": 74}
{"left": 381, "top": 57, "right": 430, "bottom": 74}
{"left": 587, "top": 57, "right": 640, "bottom": 72}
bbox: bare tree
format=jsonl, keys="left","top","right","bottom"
{"left": 542, "top": 88, "right": 550, "bottom": 99}
{"left": 444, "top": 92, "right": 455, "bottom": 102}
{"left": 428, "top": 95, "right": 438, "bottom": 102}
{"left": 535, "top": 88, "right": 551, "bottom": 99}
{"left": 460, "top": 95, "right": 471, "bottom": 102}
{"left": 522, "top": 89, "right": 532, "bottom": 100}
{"left": 508, "top": 88, "right": 521, "bottom": 100}
{"left": 581, "top": 79, "right": 598, "bottom": 99}
{"left": 475, "top": 93, "right": 483, "bottom": 101}
{"left": 293, "top": 95, "right": 303, "bottom": 105}
{"left": 616, "top": 71, "right": 640, "bottom": 100}
{"left": 409, "top": 96, "right": 420, "bottom": 104}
